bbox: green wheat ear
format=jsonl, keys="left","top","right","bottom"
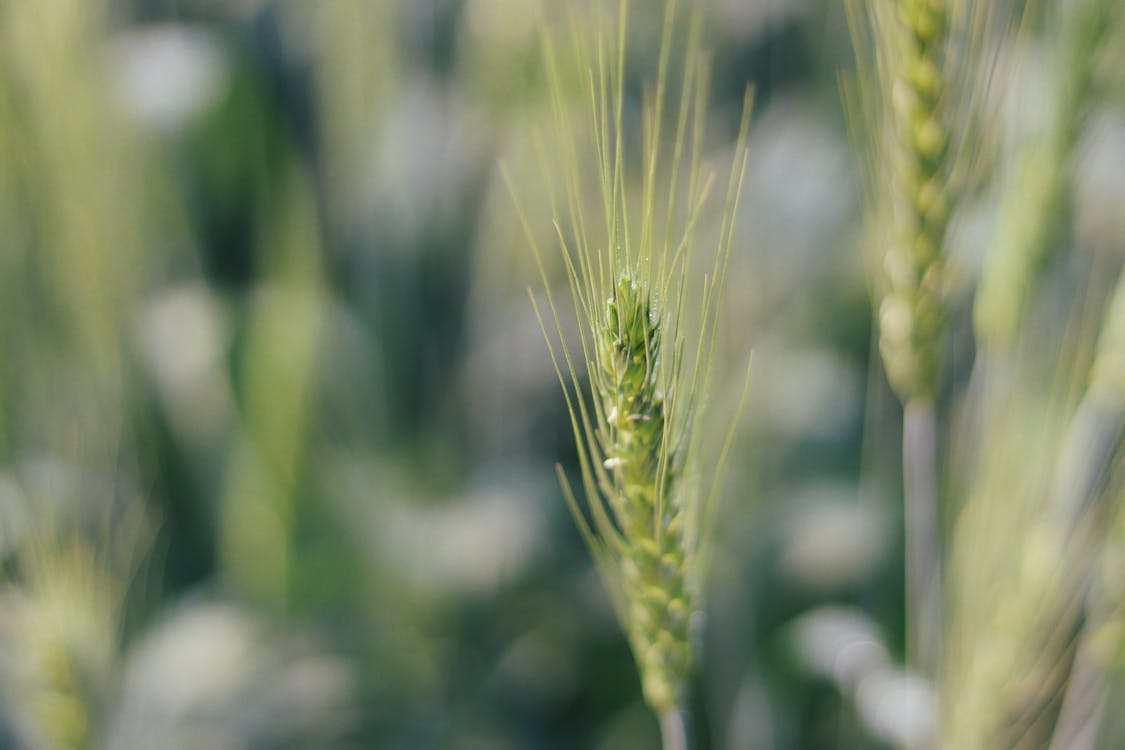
{"left": 599, "top": 272, "right": 691, "bottom": 712}
{"left": 507, "top": 0, "right": 752, "bottom": 740}
{"left": 844, "top": 0, "right": 1010, "bottom": 680}
{"left": 845, "top": 0, "right": 957, "bottom": 403}
{"left": 975, "top": 0, "right": 1118, "bottom": 350}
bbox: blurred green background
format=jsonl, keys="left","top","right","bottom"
{"left": 0, "top": 1, "right": 1123, "bottom": 749}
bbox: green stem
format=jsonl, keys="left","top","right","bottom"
{"left": 904, "top": 398, "right": 941, "bottom": 679}
{"left": 660, "top": 707, "right": 690, "bottom": 750}
{"left": 1049, "top": 631, "right": 1108, "bottom": 750}
{"left": 1047, "top": 396, "right": 1124, "bottom": 749}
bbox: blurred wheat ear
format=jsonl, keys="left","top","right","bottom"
{"left": 506, "top": 0, "right": 751, "bottom": 746}
{"left": 843, "top": 0, "right": 1006, "bottom": 682}
{"left": 949, "top": 2, "right": 1125, "bottom": 747}
{"left": 975, "top": 0, "right": 1119, "bottom": 352}
{"left": 942, "top": 264, "right": 1125, "bottom": 750}
{"left": 0, "top": 498, "right": 154, "bottom": 750}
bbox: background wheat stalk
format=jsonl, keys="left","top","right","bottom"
{"left": 950, "top": 2, "right": 1125, "bottom": 746}
{"left": 1043, "top": 266, "right": 1125, "bottom": 750}
{"left": 975, "top": 0, "right": 1118, "bottom": 352}
{"left": 845, "top": 0, "right": 961, "bottom": 681}
{"left": 942, "top": 265, "right": 1125, "bottom": 750}
{"left": 510, "top": 1, "right": 751, "bottom": 745}
{"left": 847, "top": 5, "right": 1125, "bottom": 747}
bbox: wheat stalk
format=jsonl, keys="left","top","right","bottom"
{"left": 0, "top": 496, "right": 153, "bottom": 750}
{"left": 845, "top": 0, "right": 962, "bottom": 684}
{"left": 1042, "top": 265, "right": 1125, "bottom": 749}
{"left": 975, "top": 0, "right": 1118, "bottom": 350}
{"left": 845, "top": 0, "right": 1015, "bottom": 686}
{"left": 941, "top": 264, "right": 1125, "bottom": 749}
{"left": 508, "top": 1, "right": 751, "bottom": 744}
{"left": 957, "top": 4, "right": 1124, "bottom": 742}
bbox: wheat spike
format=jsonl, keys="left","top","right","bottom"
{"left": 509, "top": 0, "right": 752, "bottom": 739}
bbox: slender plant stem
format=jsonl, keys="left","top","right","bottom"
{"left": 660, "top": 707, "right": 690, "bottom": 750}
{"left": 1047, "top": 396, "right": 1124, "bottom": 749}
{"left": 903, "top": 398, "right": 941, "bottom": 679}
{"left": 1049, "top": 633, "right": 1108, "bottom": 750}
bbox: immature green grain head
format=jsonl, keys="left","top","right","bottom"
{"left": 510, "top": 0, "right": 751, "bottom": 724}
{"left": 599, "top": 272, "right": 690, "bottom": 711}
{"left": 845, "top": 0, "right": 1000, "bottom": 401}
{"left": 942, "top": 268, "right": 1125, "bottom": 749}
{"left": 0, "top": 500, "right": 152, "bottom": 750}
{"left": 601, "top": 276, "right": 670, "bottom": 512}
{"left": 975, "top": 0, "right": 1120, "bottom": 350}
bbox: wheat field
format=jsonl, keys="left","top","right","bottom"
{"left": 0, "top": 1, "right": 1122, "bottom": 748}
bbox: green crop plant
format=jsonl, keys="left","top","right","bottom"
{"left": 844, "top": 0, "right": 1005, "bottom": 680}
{"left": 510, "top": 1, "right": 751, "bottom": 746}
{"left": 845, "top": 1, "right": 1125, "bottom": 747}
